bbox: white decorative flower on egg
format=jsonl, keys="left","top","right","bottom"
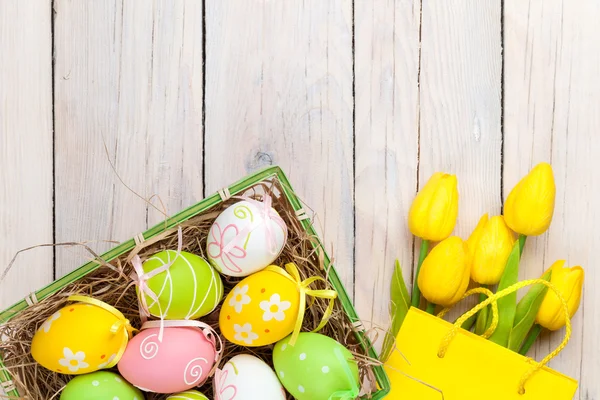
{"left": 41, "top": 311, "right": 61, "bottom": 333}
{"left": 229, "top": 284, "right": 251, "bottom": 313}
{"left": 259, "top": 293, "right": 291, "bottom": 322}
{"left": 233, "top": 323, "right": 259, "bottom": 345}
{"left": 58, "top": 347, "right": 89, "bottom": 373}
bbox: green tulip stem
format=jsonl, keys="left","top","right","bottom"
{"left": 411, "top": 240, "right": 430, "bottom": 308}
{"left": 461, "top": 313, "right": 477, "bottom": 331}
{"left": 519, "top": 324, "right": 543, "bottom": 355}
{"left": 475, "top": 288, "right": 490, "bottom": 335}
{"left": 519, "top": 234, "right": 527, "bottom": 256}
{"left": 426, "top": 302, "right": 436, "bottom": 315}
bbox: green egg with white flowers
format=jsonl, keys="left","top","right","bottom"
{"left": 137, "top": 250, "right": 223, "bottom": 320}
{"left": 273, "top": 332, "right": 360, "bottom": 400}
{"left": 60, "top": 371, "right": 143, "bottom": 400}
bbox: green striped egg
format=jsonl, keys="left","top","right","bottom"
{"left": 138, "top": 250, "right": 223, "bottom": 320}
{"left": 167, "top": 390, "right": 209, "bottom": 400}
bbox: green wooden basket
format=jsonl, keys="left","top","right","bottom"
{"left": 0, "top": 166, "right": 390, "bottom": 399}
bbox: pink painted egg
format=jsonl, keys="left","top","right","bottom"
{"left": 117, "top": 326, "right": 216, "bottom": 394}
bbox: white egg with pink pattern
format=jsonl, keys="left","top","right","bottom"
{"left": 206, "top": 198, "right": 287, "bottom": 277}
{"left": 213, "top": 354, "right": 286, "bottom": 400}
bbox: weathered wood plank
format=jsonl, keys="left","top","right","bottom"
{"left": 54, "top": 0, "right": 204, "bottom": 277}
{"left": 0, "top": 1, "right": 54, "bottom": 308}
{"left": 353, "top": 0, "right": 420, "bottom": 338}
{"left": 419, "top": 0, "right": 503, "bottom": 235}
{"left": 504, "top": 0, "right": 600, "bottom": 396}
{"left": 204, "top": 0, "right": 355, "bottom": 291}
{"left": 418, "top": 0, "right": 502, "bottom": 319}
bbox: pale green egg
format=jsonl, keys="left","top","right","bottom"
{"left": 167, "top": 390, "right": 209, "bottom": 400}
{"left": 138, "top": 250, "right": 223, "bottom": 319}
{"left": 273, "top": 332, "right": 360, "bottom": 400}
{"left": 60, "top": 371, "right": 143, "bottom": 400}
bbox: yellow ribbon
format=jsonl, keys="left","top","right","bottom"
{"left": 436, "top": 279, "right": 572, "bottom": 395}
{"left": 265, "top": 263, "right": 338, "bottom": 346}
{"left": 68, "top": 295, "right": 137, "bottom": 368}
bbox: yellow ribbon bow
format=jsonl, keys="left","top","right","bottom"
{"left": 265, "top": 263, "right": 338, "bottom": 346}
{"left": 68, "top": 295, "right": 137, "bottom": 368}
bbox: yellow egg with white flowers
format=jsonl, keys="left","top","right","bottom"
{"left": 31, "top": 296, "right": 133, "bottom": 375}
{"left": 219, "top": 268, "right": 300, "bottom": 346}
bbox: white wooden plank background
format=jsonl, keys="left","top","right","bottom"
{"left": 1, "top": 0, "right": 599, "bottom": 398}
{"left": 0, "top": 0, "right": 54, "bottom": 309}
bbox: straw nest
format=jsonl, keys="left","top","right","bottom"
{"left": 0, "top": 178, "right": 380, "bottom": 399}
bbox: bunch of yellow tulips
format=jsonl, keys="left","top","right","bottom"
{"left": 382, "top": 163, "right": 584, "bottom": 361}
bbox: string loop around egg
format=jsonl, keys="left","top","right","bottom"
{"left": 327, "top": 347, "right": 361, "bottom": 400}
{"left": 265, "top": 262, "right": 338, "bottom": 346}
{"left": 224, "top": 194, "right": 288, "bottom": 255}
{"left": 66, "top": 295, "right": 136, "bottom": 369}
{"left": 141, "top": 319, "right": 224, "bottom": 365}
{"left": 130, "top": 226, "right": 184, "bottom": 325}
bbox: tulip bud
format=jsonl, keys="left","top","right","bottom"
{"left": 466, "top": 214, "right": 515, "bottom": 285}
{"left": 536, "top": 260, "right": 584, "bottom": 331}
{"left": 408, "top": 172, "right": 458, "bottom": 242}
{"left": 417, "top": 236, "right": 470, "bottom": 307}
{"left": 504, "top": 162, "right": 556, "bottom": 236}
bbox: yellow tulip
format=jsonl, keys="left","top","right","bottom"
{"left": 504, "top": 162, "right": 556, "bottom": 236}
{"left": 536, "top": 260, "right": 584, "bottom": 331}
{"left": 466, "top": 214, "right": 515, "bottom": 285}
{"left": 408, "top": 172, "right": 458, "bottom": 242}
{"left": 417, "top": 236, "right": 470, "bottom": 307}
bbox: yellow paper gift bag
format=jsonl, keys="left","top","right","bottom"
{"left": 385, "top": 280, "right": 578, "bottom": 399}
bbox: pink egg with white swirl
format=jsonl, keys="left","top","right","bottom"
{"left": 118, "top": 326, "right": 216, "bottom": 394}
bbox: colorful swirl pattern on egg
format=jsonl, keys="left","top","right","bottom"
{"left": 118, "top": 326, "right": 216, "bottom": 394}
{"left": 207, "top": 199, "right": 287, "bottom": 277}
{"left": 139, "top": 250, "right": 223, "bottom": 320}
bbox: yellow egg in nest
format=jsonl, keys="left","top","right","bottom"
{"left": 219, "top": 263, "right": 338, "bottom": 347}
{"left": 31, "top": 296, "right": 133, "bottom": 375}
{"left": 220, "top": 268, "right": 300, "bottom": 346}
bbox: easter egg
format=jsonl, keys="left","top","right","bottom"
{"left": 31, "top": 298, "right": 131, "bottom": 375}
{"left": 60, "top": 371, "right": 144, "bottom": 400}
{"left": 118, "top": 325, "right": 217, "bottom": 393}
{"left": 219, "top": 269, "right": 299, "bottom": 346}
{"left": 207, "top": 198, "right": 287, "bottom": 277}
{"left": 273, "top": 332, "right": 360, "bottom": 400}
{"left": 213, "top": 354, "right": 286, "bottom": 400}
{"left": 137, "top": 250, "right": 223, "bottom": 319}
{"left": 167, "top": 390, "right": 209, "bottom": 400}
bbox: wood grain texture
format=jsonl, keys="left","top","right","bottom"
{"left": 0, "top": 0, "right": 53, "bottom": 308}
{"left": 419, "top": 0, "right": 503, "bottom": 235}
{"left": 504, "top": 0, "right": 600, "bottom": 397}
{"left": 204, "top": 0, "right": 355, "bottom": 291}
{"left": 0, "top": 0, "right": 598, "bottom": 395}
{"left": 353, "top": 0, "right": 420, "bottom": 337}
{"left": 54, "top": 0, "right": 204, "bottom": 277}
{"left": 418, "top": 0, "right": 502, "bottom": 319}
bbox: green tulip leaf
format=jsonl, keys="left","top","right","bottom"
{"left": 507, "top": 269, "right": 552, "bottom": 352}
{"left": 381, "top": 260, "right": 411, "bottom": 361}
{"left": 488, "top": 238, "right": 523, "bottom": 347}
